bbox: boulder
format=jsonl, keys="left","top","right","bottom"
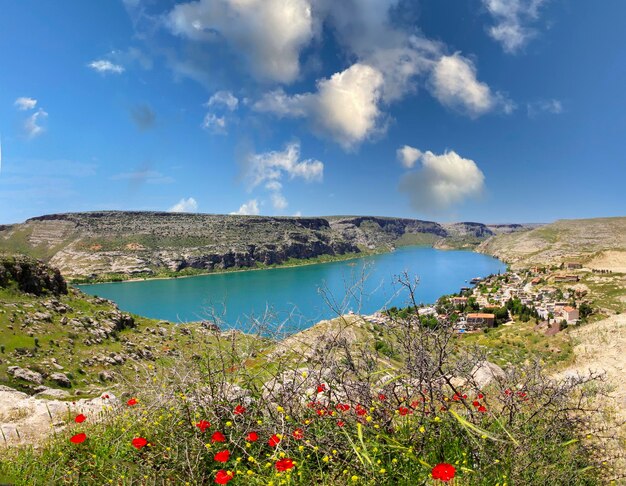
{"left": 49, "top": 372, "right": 72, "bottom": 388}
{"left": 7, "top": 366, "right": 43, "bottom": 384}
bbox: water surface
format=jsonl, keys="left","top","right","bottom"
{"left": 77, "top": 247, "right": 505, "bottom": 332}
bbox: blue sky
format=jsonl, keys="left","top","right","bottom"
{"left": 0, "top": 0, "right": 624, "bottom": 224}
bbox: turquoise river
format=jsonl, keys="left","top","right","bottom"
{"left": 77, "top": 247, "right": 506, "bottom": 333}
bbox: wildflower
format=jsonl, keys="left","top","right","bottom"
{"left": 127, "top": 398, "right": 138, "bottom": 406}
{"left": 101, "top": 394, "right": 110, "bottom": 399}
{"left": 214, "top": 450, "right": 231, "bottom": 463}
{"left": 477, "top": 393, "right": 484, "bottom": 399}
{"left": 472, "top": 401, "right": 480, "bottom": 407}
{"left": 70, "top": 433, "right": 86, "bottom": 444}
{"left": 317, "top": 384, "right": 327, "bottom": 393}
{"left": 336, "top": 404, "right": 350, "bottom": 412}
{"left": 276, "top": 406, "right": 284, "bottom": 413}
{"left": 351, "top": 475, "right": 359, "bottom": 482}
{"left": 431, "top": 463, "right": 456, "bottom": 482}
{"left": 215, "top": 470, "right": 235, "bottom": 485}
{"left": 268, "top": 434, "right": 281, "bottom": 447}
{"left": 196, "top": 420, "right": 211, "bottom": 432}
{"left": 74, "top": 414, "right": 86, "bottom": 424}
{"left": 336, "top": 420, "right": 345, "bottom": 427}
{"left": 246, "top": 431, "right": 259, "bottom": 442}
{"left": 212, "top": 431, "right": 226, "bottom": 443}
{"left": 478, "top": 406, "right": 487, "bottom": 413}
{"left": 378, "top": 393, "right": 387, "bottom": 401}
{"left": 132, "top": 437, "right": 148, "bottom": 450}
{"left": 293, "top": 428, "right": 304, "bottom": 440}
{"left": 234, "top": 405, "right": 246, "bottom": 415}
{"left": 452, "top": 394, "right": 460, "bottom": 401}
{"left": 356, "top": 406, "right": 367, "bottom": 417}
{"left": 275, "top": 458, "right": 295, "bottom": 472}
{"left": 398, "top": 406, "right": 411, "bottom": 416}
{"left": 316, "top": 409, "right": 327, "bottom": 417}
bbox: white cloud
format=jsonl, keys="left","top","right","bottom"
{"left": 271, "top": 193, "right": 288, "bottom": 210}
{"left": 397, "top": 145, "right": 423, "bottom": 169}
{"left": 430, "top": 54, "right": 513, "bottom": 117}
{"left": 167, "top": 0, "right": 315, "bottom": 83}
{"left": 482, "top": 0, "right": 546, "bottom": 53}
{"left": 24, "top": 109, "right": 48, "bottom": 139}
{"left": 88, "top": 60, "right": 125, "bottom": 74}
{"left": 207, "top": 91, "right": 239, "bottom": 111}
{"left": 14, "top": 97, "right": 37, "bottom": 111}
{"left": 527, "top": 99, "right": 562, "bottom": 117}
{"left": 254, "top": 63, "right": 385, "bottom": 149}
{"left": 265, "top": 181, "right": 283, "bottom": 192}
{"left": 168, "top": 197, "right": 198, "bottom": 213}
{"left": 202, "top": 113, "right": 227, "bottom": 134}
{"left": 244, "top": 142, "right": 323, "bottom": 190}
{"left": 399, "top": 149, "right": 485, "bottom": 213}
{"left": 231, "top": 199, "right": 260, "bottom": 216}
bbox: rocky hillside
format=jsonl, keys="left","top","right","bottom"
{"left": 477, "top": 216, "right": 626, "bottom": 271}
{"left": 0, "top": 212, "right": 530, "bottom": 280}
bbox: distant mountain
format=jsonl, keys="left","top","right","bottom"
{"left": 477, "top": 217, "right": 626, "bottom": 271}
{"left": 0, "top": 212, "right": 531, "bottom": 280}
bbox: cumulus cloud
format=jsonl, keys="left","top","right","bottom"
{"left": 271, "top": 193, "right": 288, "bottom": 210}
{"left": 527, "top": 99, "right": 563, "bottom": 117}
{"left": 240, "top": 142, "right": 323, "bottom": 214}
{"left": 255, "top": 63, "right": 385, "bottom": 149}
{"left": 397, "top": 145, "right": 423, "bottom": 169}
{"left": 244, "top": 142, "right": 323, "bottom": 189}
{"left": 399, "top": 149, "right": 485, "bottom": 213}
{"left": 231, "top": 199, "right": 260, "bottom": 216}
{"left": 88, "top": 60, "right": 125, "bottom": 74}
{"left": 14, "top": 97, "right": 37, "bottom": 111}
{"left": 24, "top": 109, "right": 48, "bottom": 139}
{"left": 167, "top": 0, "right": 315, "bottom": 83}
{"left": 430, "top": 54, "right": 514, "bottom": 116}
{"left": 168, "top": 197, "right": 198, "bottom": 213}
{"left": 202, "top": 113, "right": 227, "bottom": 134}
{"left": 482, "top": 0, "right": 546, "bottom": 53}
{"left": 207, "top": 91, "right": 239, "bottom": 111}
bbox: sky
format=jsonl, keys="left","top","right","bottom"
{"left": 0, "top": 0, "right": 625, "bottom": 225}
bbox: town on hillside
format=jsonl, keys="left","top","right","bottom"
{"left": 370, "top": 261, "right": 596, "bottom": 335}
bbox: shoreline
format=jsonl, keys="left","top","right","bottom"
{"left": 73, "top": 248, "right": 391, "bottom": 287}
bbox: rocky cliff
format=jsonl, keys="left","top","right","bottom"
{"left": 0, "top": 212, "right": 530, "bottom": 279}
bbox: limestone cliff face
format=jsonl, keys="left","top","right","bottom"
{"left": 0, "top": 212, "right": 531, "bottom": 279}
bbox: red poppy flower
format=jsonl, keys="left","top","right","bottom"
{"left": 452, "top": 394, "right": 460, "bottom": 401}
{"left": 398, "top": 406, "right": 411, "bottom": 416}
{"left": 215, "top": 470, "right": 235, "bottom": 485}
{"left": 316, "top": 408, "right": 327, "bottom": 417}
{"left": 317, "top": 384, "right": 327, "bottom": 393}
{"left": 211, "top": 431, "right": 226, "bottom": 443}
{"left": 477, "top": 393, "right": 484, "bottom": 399}
{"left": 336, "top": 420, "right": 345, "bottom": 427}
{"left": 70, "top": 433, "right": 86, "bottom": 444}
{"left": 275, "top": 458, "right": 295, "bottom": 472}
{"left": 472, "top": 400, "right": 480, "bottom": 407}
{"left": 355, "top": 406, "right": 367, "bottom": 416}
{"left": 431, "top": 463, "right": 456, "bottom": 482}
{"left": 378, "top": 393, "right": 387, "bottom": 401}
{"left": 127, "top": 398, "right": 138, "bottom": 406}
{"left": 101, "top": 394, "right": 110, "bottom": 399}
{"left": 478, "top": 405, "right": 487, "bottom": 413}
{"left": 268, "top": 434, "right": 281, "bottom": 447}
{"left": 74, "top": 414, "right": 86, "bottom": 424}
{"left": 246, "top": 431, "right": 259, "bottom": 442}
{"left": 214, "top": 450, "right": 230, "bottom": 463}
{"left": 336, "top": 403, "right": 350, "bottom": 412}
{"left": 233, "top": 405, "right": 246, "bottom": 415}
{"left": 462, "top": 394, "right": 468, "bottom": 399}
{"left": 517, "top": 391, "right": 527, "bottom": 398}
{"left": 504, "top": 389, "right": 512, "bottom": 396}
{"left": 195, "top": 420, "right": 211, "bottom": 432}
{"left": 292, "top": 428, "right": 304, "bottom": 440}
{"left": 132, "top": 437, "right": 148, "bottom": 449}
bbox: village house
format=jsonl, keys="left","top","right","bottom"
{"left": 560, "top": 306, "right": 579, "bottom": 323}
{"left": 451, "top": 296, "right": 468, "bottom": 306}
{"left": 531, "top": 277, "right": 542, "bottom": 285}
{"left": 565, "top": 262, "right": 583, "bottom": 270}
{"left": 553, "top": 275, "right": 580, "bottom": 283}
{"left": 466, "top": 313, "right": 495, "bottom": 329}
